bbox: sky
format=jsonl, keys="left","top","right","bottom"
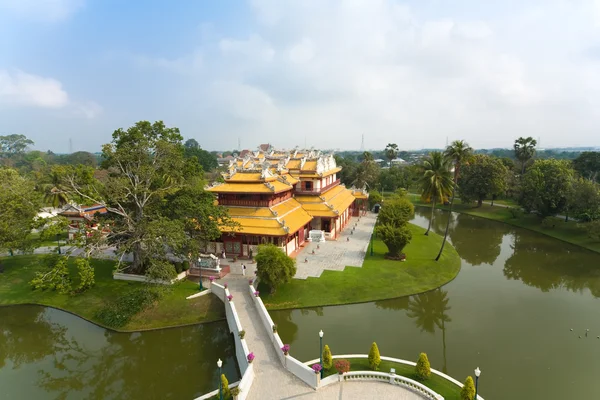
{"left": 1, "top": 0, "right": 600, "bottom": 153}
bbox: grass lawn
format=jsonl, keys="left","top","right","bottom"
{"left": 0, "top": 255, "right": 225, "bottom": 331}
{"left": 322, "top": 358, "right": 464, "bottom": 400}
{"left": 260, "top": 223, "right": 461, "bottom": 310}
{"left": 27, "top": 231, "right": 69, "bottom": 248}
{"left": 410, "top": 197, "right": 600, "bottom": 254}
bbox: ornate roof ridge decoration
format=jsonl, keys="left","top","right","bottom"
{"left": 300, "top": 156, "right": 307, "bottom": 170}
{"left": 264, "top": 181, "right": 275, "bottom": 191}
{"left": 205, "top": 181, "right": 224, "bottom": 190}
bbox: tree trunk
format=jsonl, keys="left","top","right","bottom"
{"left": 425, "top": 196, "right": 436, "bottom": 236}
{"left": 435, "top": 191, "right": 454, "bottom": 261}
{"left": 477, "top": 198, "right": 483, "bottom": 208}
{"left": 132, "top": 242, "right": 143, "bottom": 273}
{"left": 491, "top": 195, "right": 495, "bottom": 206}
{"left": 565, "top": 211, "right": 569, "bottom": 222}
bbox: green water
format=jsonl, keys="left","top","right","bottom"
{"left": 0, "top": 305, "right": 239, "bottom": 399}
{"left": 272, "top": 208, "right": 600, "bottom": 400}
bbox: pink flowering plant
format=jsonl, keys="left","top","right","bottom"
{"left": 209, "top": 276, "right": 215, "bottom": 282}
{"left": 249, "top": 279, "right": 253, "bottom": 285}
{"left": 281, "top": 344, "right": 290, "bottom": 355}
{"left": 227, "top": 294, "right": 233, "bottom": 301}
{"left": 254, "top": 291, "right": 260, "bottom": 297}
{"left": 224, "top": 283, "right": 228, "bottom": 288}
{"left": 247, "top": 352, "right": 255, "bottom": 363}
{"left": 312, "top": 364, "right": 322, "bottom": 374}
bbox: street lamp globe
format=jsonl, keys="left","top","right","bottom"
{"left": 474, "top": 367, "right": 481, "bottom": 377}
{"left": 217, "top": 359, "right": 223, "bottom": 368}
{"left": 319, "top": 330, "right": 324, "bottom": 338}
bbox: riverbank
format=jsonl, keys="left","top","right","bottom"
{"left": 260, "top": 223, "right": 461, "bottom": 310}
{"left": 0, "top": 255, "right": 224, "bottom": 331}
{"left": 407, "top": 194, "right": 600, "bottom": 254}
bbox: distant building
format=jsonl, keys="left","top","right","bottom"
{"left": 58, "top": 204, "right": 108, "bottom": 240}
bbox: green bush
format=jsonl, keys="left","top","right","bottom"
{"left": 508, "top": 207, "right": 524, "bottom": 219}
{"left": 586, "top": 220, "right": 600, "bottom": 241}
{"left": 174, "top": 262, "right": 183, "bottom": 273}
{"left": 334, "top": 359, "right": 351, "bottom": 374}
{"left": 368, "top": 342, "right": 381, "bottom": 370}
{"left": 95, "top": 287, "right": 161, "bottom": 328}
{"left": 75, "top": 258, "right": 95, "bottom": 292}
{"left": 415, "top": 352, "right": 431, "bottom": 380}
{"left": 221, "top": 374, "right": 230, "bottom": 398}
{"left": 182, "top": 261, "right": 190, "bottom": 271}
{"left": 461, "top": 376, "right": 476, "bottom": 400}
{"left": 369, "top": 190, "right": 383, "bottom": 208}
{"left": 29, "top": 256, "right": 71, "bottom": 294}
{"left": 541, "top": 217, "right": 555, "bottom": 229}
{"left": 230, "top": 387, "right": 240, "bottom": 397}
{"left": 322, "top": 344, "right": 333, "bottom": 370}
{"left": 375, "top": 223, "right": 413, "bottom": 259}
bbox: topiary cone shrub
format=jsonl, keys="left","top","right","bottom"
{"left": 461, "top": 376, "right": 476, "bottom": 400}
{"left": 221, "top": 374, "right": 230, "bottom": 398}
{"left": 322, "top": 344, "right": 333, "bottom": 370}
{"left": 415, "top": 352, "right": 431, "bottom": 380}
{"left": 368, "top": 342, "right": 381, "bottom": 370}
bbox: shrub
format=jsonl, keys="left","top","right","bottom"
{"left": 322, "top": 345, "right": 333, "bottom": 370}
{"left": 334, "top": 359, "right": 351, "bottom": 374}
{"left": 95, "top": 287, "right": 161, "bottom": 328}
{"left": 247, "top": 352, "right": 255, "bottom": 363}
{"left": 541, "top": 217, "right": 555, "bottom": 229}
{"left": 281, "top": 344, "right": 290, "bottom": 355}
{"left": 368, "top": 190, "right": 383, "bottom": 208}
{"left": 29, "top": 256, "right": 71, "bottom": 294}
{"left": 182, "top": 261, "right": 190, "bottom": 271}
{"left": 174, "top": 262, "right": 183, "bottom": 273}
{"left": 377, "top": 196, "right": 414, "bottom": 227}
{"left": 585, "top": 220, "right": 600, "bottom": 241}
{"left": 221, "top": 374, "right": 230, "bottom": 398}
{"left": 461, "top": 376, "right": 476, "bottom": 400}
{"left": 255, "top": 244, "right": 296, "bottom": 293}
{"left": 238, "top": 330, "right": 245, "bottom": 339}
{"left": 312, "top": 363, "right": 322, "bottom": 374}
{"left": 415, "top": 352, "right": 431, "bottom": 380}
{"left": 230, "top": 387, "right": 240, "bottom": 397}
{"left": 375, "top": 223, "right": 413, "bottom": 259}
{"left": 272, "top": 324, "right": 277, "bottom": 333}
{"left": 508, "top": 207, "right": 524, "bottom": 219}
{"left": 368, "top": 342, "right": 381, "bottom": 370}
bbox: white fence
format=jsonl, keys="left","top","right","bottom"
{"left": 341, "top": 371, "right": 443, "bottom": 400}
{"left": 304, "top": 354, "right": 484, "bottom": 400}
{"left": 193, "top": 282, "right": 254, "bottom": 400}
{"left": 249, "top": 284, "right": 318, "bottom": 389}
{"left": 113, "top": 271, "right": 187, "bottom": 285}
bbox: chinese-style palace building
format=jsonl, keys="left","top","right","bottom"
{"left": 58, "top": 204, "right": 108, "bottom": 240}
{"left": 206, "top": 148, "right": 369, "bottom": 257}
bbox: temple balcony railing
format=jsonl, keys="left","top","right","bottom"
{"left": 295, "top": 179, "right": 340, "bottom": 195}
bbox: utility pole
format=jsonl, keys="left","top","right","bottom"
{"left": 360, "top": 134, "right": 365, "bottom": 151}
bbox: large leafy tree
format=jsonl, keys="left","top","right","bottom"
{"left": 385, "top": 143, "right": 399, "bottom": 167}
{"left": 183, "top": 138, "right": 218, "bottom": 172}
{"left": 62, "top": 121, "right": 220, "bottom": 276}
{"left": 0, "top": 168, "right": 42, "bottom": 252}
{"left": 255, "top": 244, "right": 296, "bottom": 293}
{"left": 352, "top": 154, "right": 380, "bottom": 189}
{"left": 419, "top": 152, "right": 453, "bottom": 236}
{"left": 334, "top": 155, "right": 358, "bottom": 187}
{"left": 519, "top": 159, "right": 574, "bottom": 217}
{"left": 568, "top": 178, "right": 600, "bottom": 222}
{"left": 436, "top": 140, "right": 473, "bottom": 261}
{"left": 458, "top": 155, "right": 508, "bottom": 207}
{"left": 514, "top": 136, "right": 537, "bottom": 175}
{"left": 572, "top": 151, "right": 600, "bottom": 182}
{"left": 0, "top": 134, "right": 34, "bottom": 155}
{"left": 375, "top": 195, "right": 415, "bottom": 259}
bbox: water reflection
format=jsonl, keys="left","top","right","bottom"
{"left": 0, "top": 306, "right": 239, "bottom": 400}
{"left": 449, "top": 214, "right": 505, "bottom": 266}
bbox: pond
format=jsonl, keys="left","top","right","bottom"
{"left": 271, "top": 208, "right": 600, "bottom": 400}
{"left": 0, "top": 305, "right": 239, "bottom": 399}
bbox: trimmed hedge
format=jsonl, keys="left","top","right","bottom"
{"left": 95, "top": 286, "right": 161, "bottom": 328}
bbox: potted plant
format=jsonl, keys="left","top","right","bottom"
{"left": 254, "top": 290, "right": 260, "bottom": 297}
{"left": 224, "top": 282, "right": 228, "bottom": 288}
{"left": 334, "top": 359, "right": 351, "bottom": 381}
{"left": 281, "top": 344, "right": 290, "bottom": 356}
{"left": 231, "top": 387, "right": 241, "bottom": 400}
{"left": 272, "top": 324, "right": 278, "bottom": 333}
{"left": 312, "top": 363, "right": 322, "bottom": 375}
{"left": 209, "top": 276, "right": 215, "bottom": 283}
{"left": 247, "top": 352, "right": 255, "bottom": 364}
{"left": 238, "top": 330, "right": 245, "bottom": 339}
{"left": 249, "top": 279, "right": 253, "bottom": 285}
{"left": 227, "top": 294, "right": 233, "bottom": 302}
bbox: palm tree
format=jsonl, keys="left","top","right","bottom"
{"left": 42, "top": 169, "right": 69, "bottom": 208}
{"left": 420, "top": 151, "right": 453, "bottom": 235}
{"left": 362, "top": 151, "right": 374, "bottom": 162}
{"left": 385, "top": 143, "right": 399, "bottom": 167}
{"left": 514, "top": 136, "right": 537, "bottom": 175}
{"left": 435, "top": 140, "right": 473, "bottom": 261}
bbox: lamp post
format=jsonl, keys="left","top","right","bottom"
{"left": 319, "top": 330, "right": 324, "bottom": 379}
{"left": 370, "top": 231, "right": 374, "bottom": 256}
{"left": 217, "top": 359, "right": 223, "bottom": 400}
{"left": 474, "top": 367, "right": 481, "bottom": 400}
{"left": 56, "top": 234, "right": 61, "bottom": 255}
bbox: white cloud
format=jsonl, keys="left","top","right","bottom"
{"left": 0, "top": 69, "right": 101, "bottom": 119}
{"left": 135, "top": 0, "right": 600, "bottom": 149}
{"left": 0, "top": 0, "right": 84, "bottom": 22}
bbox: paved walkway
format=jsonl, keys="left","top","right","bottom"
{"left": 225, "top": 213, "right": 377, "bottom": 280}
{"left": 222, "top": 276, "right": 423, "bottom": 400}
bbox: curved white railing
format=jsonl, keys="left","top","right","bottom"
{"left": 342, "top": 371, "right": 443, "bottom": 400}
{"left": 304, "top": 354, "right": 484, "bottom": 400}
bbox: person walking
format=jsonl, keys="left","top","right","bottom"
{"left": 242, "top": 263, "right": 247, "bottom": 276}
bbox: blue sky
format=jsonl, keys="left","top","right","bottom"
{"left": 2, "top": 0, "right": 600, "bottom": 152}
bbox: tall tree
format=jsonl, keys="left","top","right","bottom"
{"left": 420, "top": 152, "right": 453, "bottom": 236}
{"left": 0, "top": 134, "right": 34, "bottom": 155}
{"left": 514, "top": 137, "right": 537, "bottom": 175}
{"left": 184, "top": 138, "right": 200, "bottom": 149}
{"left": 436, "top": 140, "right": 473, "bottom": 261}
{"left": 255, "top": 244, "right": 296, "bottom": 293}
{"left": 458, "top": 155, "right": 508, "bottom": 207}
{"left": 568, "top": 178, "right": 600, "bottom": 222}
{"left": 572, "top": 151, "right": 600, "bottom": 183}
{"left": 62, "top": 121, "right": 212, "bottom": 276}
{"left": 385, "top": 143, "right": 399, "bottom": 167}
{"left": 0, "top": 168, "right": 42, "bottom": 252}
{"left": 519, "top": 159, "right": 574, "bottom": 217}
